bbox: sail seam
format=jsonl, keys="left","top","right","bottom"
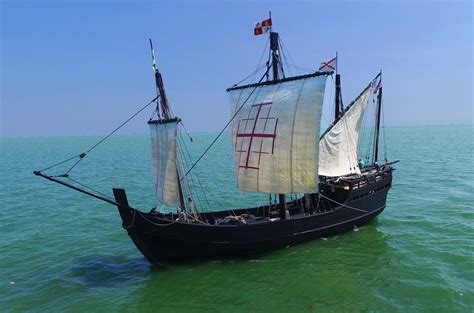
{"left": 289, "top": 78, "right": 307, "bottom": 192}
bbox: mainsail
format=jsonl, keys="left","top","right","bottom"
{"left": 227, "top": 73, "right": 328, "bottom": 194}
{"left": 318, "top": 86, "right": 372, "bottom": 177}
{"left": 149, "top": 119, "right": 181, "bottom": 207}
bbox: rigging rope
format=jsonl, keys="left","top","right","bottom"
{"left": 360, "top": 96, "right": 374, "bottom": 161}
{"left": 381, "top": 93, "right": 388, "bottom": 162}
{"left": 38, "top": 96, "right": 158, "bottom": 175}
{"left": 320, "top": 74, "right": 335, "bottom": 129}
{"left": 177, "top": 131, "right": 210, "bottom": 211}
{"left": 280, "top": 61, "right": 314, "bottom": 74}
{"left": 277, "top": 42, "right": 286, "bottom": 79}
{"left": 318, "top": 193, "right": 368, "bottom": 213}
{"left": 179, "top": 131, "right": 218, "bottom": 210}
{"left": 39, "top": 153, "right": 86, "bottom": 173}
{"left": 66, "top": 176, "right": 112, "bottom": 200}
{"left": 231, "top": 63, "right": 268, "bottom": 87}
{"left": 278, "top": 36, "right": 297, "bottom": 77}
{"left": 230, "top": 37, "right": 269, "bottom": 87}
{"left": 372, "top": 91, "right": 379, "bottom": 163}
{"left": 278, "top": 36, "right": 316, "bottom": 76}
{"left": 255, "top": 36, "right": 270, "bottom": 79}
{"left": 181, "top": 66, "right": 271, "bottom": 180}
{"left": 179, "top": 121, "right": 194, "bottom": 142}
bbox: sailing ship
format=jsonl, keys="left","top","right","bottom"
{"left": 34, "top": 17, "right": 396, "bottom": 263}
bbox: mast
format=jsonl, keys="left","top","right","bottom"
{"left": 373, "top": 73, "right": 383, "bottom": 163}
{"left": 268, "top": 15, "right": 287, "bottom": 220}
{"left": 334, "top": 52, "right": 342, "bottom": 121}
{"left": 335, "top": 74, "right": 342, "bottom": 121}
{"left": 149, "top": 39, "right": 186, "bottom": 211}
{"left": 155, "top": 71, "right": 172, "bottom": 119}
{"left": 270, "top": 32, "right": 280, "bottom": 81}
{"left": 149, "top": 39, "right": 172, "bottom": 119}
{"left": 177, "top": 168, "right": 186, "bottom": 211}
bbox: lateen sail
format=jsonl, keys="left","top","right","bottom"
{"left": 318, "top": 86, "right": 372, "bottom": 177}
{"left": 149, "top": 120, "right": 180, "bottom": 207}
{"left": 228, "top": 74, "right": 328, "bottom": 194}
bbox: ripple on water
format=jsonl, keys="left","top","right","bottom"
{"left": 1, "top": 126, "right": 474, "bottom": 312}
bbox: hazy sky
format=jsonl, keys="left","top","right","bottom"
{"left": 1, "top": 0, "right": 472, "bottom": 137}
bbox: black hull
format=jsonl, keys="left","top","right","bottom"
{"left": 116, "top": 168, "right": 393, "bottom": 263}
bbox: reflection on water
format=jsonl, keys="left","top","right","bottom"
{"left": 66, "top": 255, "right": 150, "bottom": 288}
{"left": 129, "top": 221, "right": 392, "bottom": 312}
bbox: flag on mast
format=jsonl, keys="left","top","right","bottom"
{"left": 254, "top": 18, "right": 272, "bottom": 35}
{"left": 373, "top": 80, "right": 383, "bottom": 93}
{"left": 319, "top": 56, "right": 337, "bottom": 71}
{"left": 149, "top": 39, "right": 158, "bottom": 72}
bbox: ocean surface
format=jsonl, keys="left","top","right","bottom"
{"left": 1, "top": 125, "right": 473, "bottom": 312}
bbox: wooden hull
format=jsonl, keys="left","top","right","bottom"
{"left": 116, "top": 169, "right": 393, "bottom": 263}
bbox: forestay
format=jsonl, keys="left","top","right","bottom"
{"left": 149, "top": 120, "right": 180, "bottom": 207}
{"left": 319, "top": 87, "right": 372, "bottom": 177}
{"left": 228, "top": 74, "right": 328, "bottom": 194}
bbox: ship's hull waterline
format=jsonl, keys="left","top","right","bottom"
{"left": 115, "top": 168, "right": 393, "bottom": 263}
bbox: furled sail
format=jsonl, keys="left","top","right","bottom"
{"left": 318, "top": 86, "right": 372, "bottom": 177}
{"left": 227, "top": 73, "right": 328, "bottom": 194}
{"left": 149, "top": 119, "right": 181, "bottom": 207}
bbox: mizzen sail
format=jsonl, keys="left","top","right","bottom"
{"left": 318, "top": 86, "right": 372, "bottom": 177}
{"left": 227, "top": 73, "right": 328, "bottom": 194}
{"left": 149, "top": 119, "right": 181, "bottom": 207}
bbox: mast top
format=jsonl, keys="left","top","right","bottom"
{"left": 149, "top": 39, "right": 173, "bottom": 120}
{"left": 270, "top": 32, "right": 280, "bottom": 81}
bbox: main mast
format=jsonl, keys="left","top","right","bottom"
{"left": 268, "top": 20, "right": 287, "bottom": 220}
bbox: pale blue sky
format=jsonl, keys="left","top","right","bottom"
{"left": 1, "top": 0, "right": 472, "bottom": 137}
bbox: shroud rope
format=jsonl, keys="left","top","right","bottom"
{"left": 37, "top": 96, "right": 159, "bottom": 175}
{"left": 181, "top": 66, "right": 271, "bottom": 180}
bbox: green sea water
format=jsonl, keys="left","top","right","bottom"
{"left": 1, "top": 125, "right": 473, "bottom": 312}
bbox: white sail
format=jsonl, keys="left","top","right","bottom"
{"left": 149, "top": 120, "right": 181, "bottom": 207}
{"left": 228, "top": 74, "right": 328, "bottom": 194}
{"left": 318, "top": 87, "right": 372, "bottom": 177}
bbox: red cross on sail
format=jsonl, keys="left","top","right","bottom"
{"left": 235, "top": 102, "right": 278, "bottom": 170}
{"left": 227, "top": 74, "right": 328, "bottom": 194}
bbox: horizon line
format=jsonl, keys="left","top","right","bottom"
{"left": 1, "top": 123, "right": 472, "bottom": 140}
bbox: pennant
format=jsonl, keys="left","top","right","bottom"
{"left": 373, "top": 80, "right": 383, "bottom": 93}
{"left": 254, "top": 18, "right": 272, "bottom": 36}
{"left": 319, "top": 56, "right": 337, "bottom": 71}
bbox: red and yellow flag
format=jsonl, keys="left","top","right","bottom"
{"left": 254, "top": 18, "right": 272, "bottom": 35}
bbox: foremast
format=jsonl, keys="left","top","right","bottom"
{"left": 149, "top": 39, "right": 173, "bottom": 120}
{"left": 148, "top": 39, "right": 186, "bottom": 211}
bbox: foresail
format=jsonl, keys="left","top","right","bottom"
{"left": 318, "top": 87, "right": 372, "bottom": 177}
{"left": 149, "top": 120, "right": 180, "bottom": 207}
{"left": 228, "top": 74, "right": 328, "bottom": 194}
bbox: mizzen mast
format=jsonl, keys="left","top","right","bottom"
{"left": 334, "top": 53, "right": 343, "bottom": 122}
{"left": 373, "top": 72, "right": 383, "bottom": 163}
